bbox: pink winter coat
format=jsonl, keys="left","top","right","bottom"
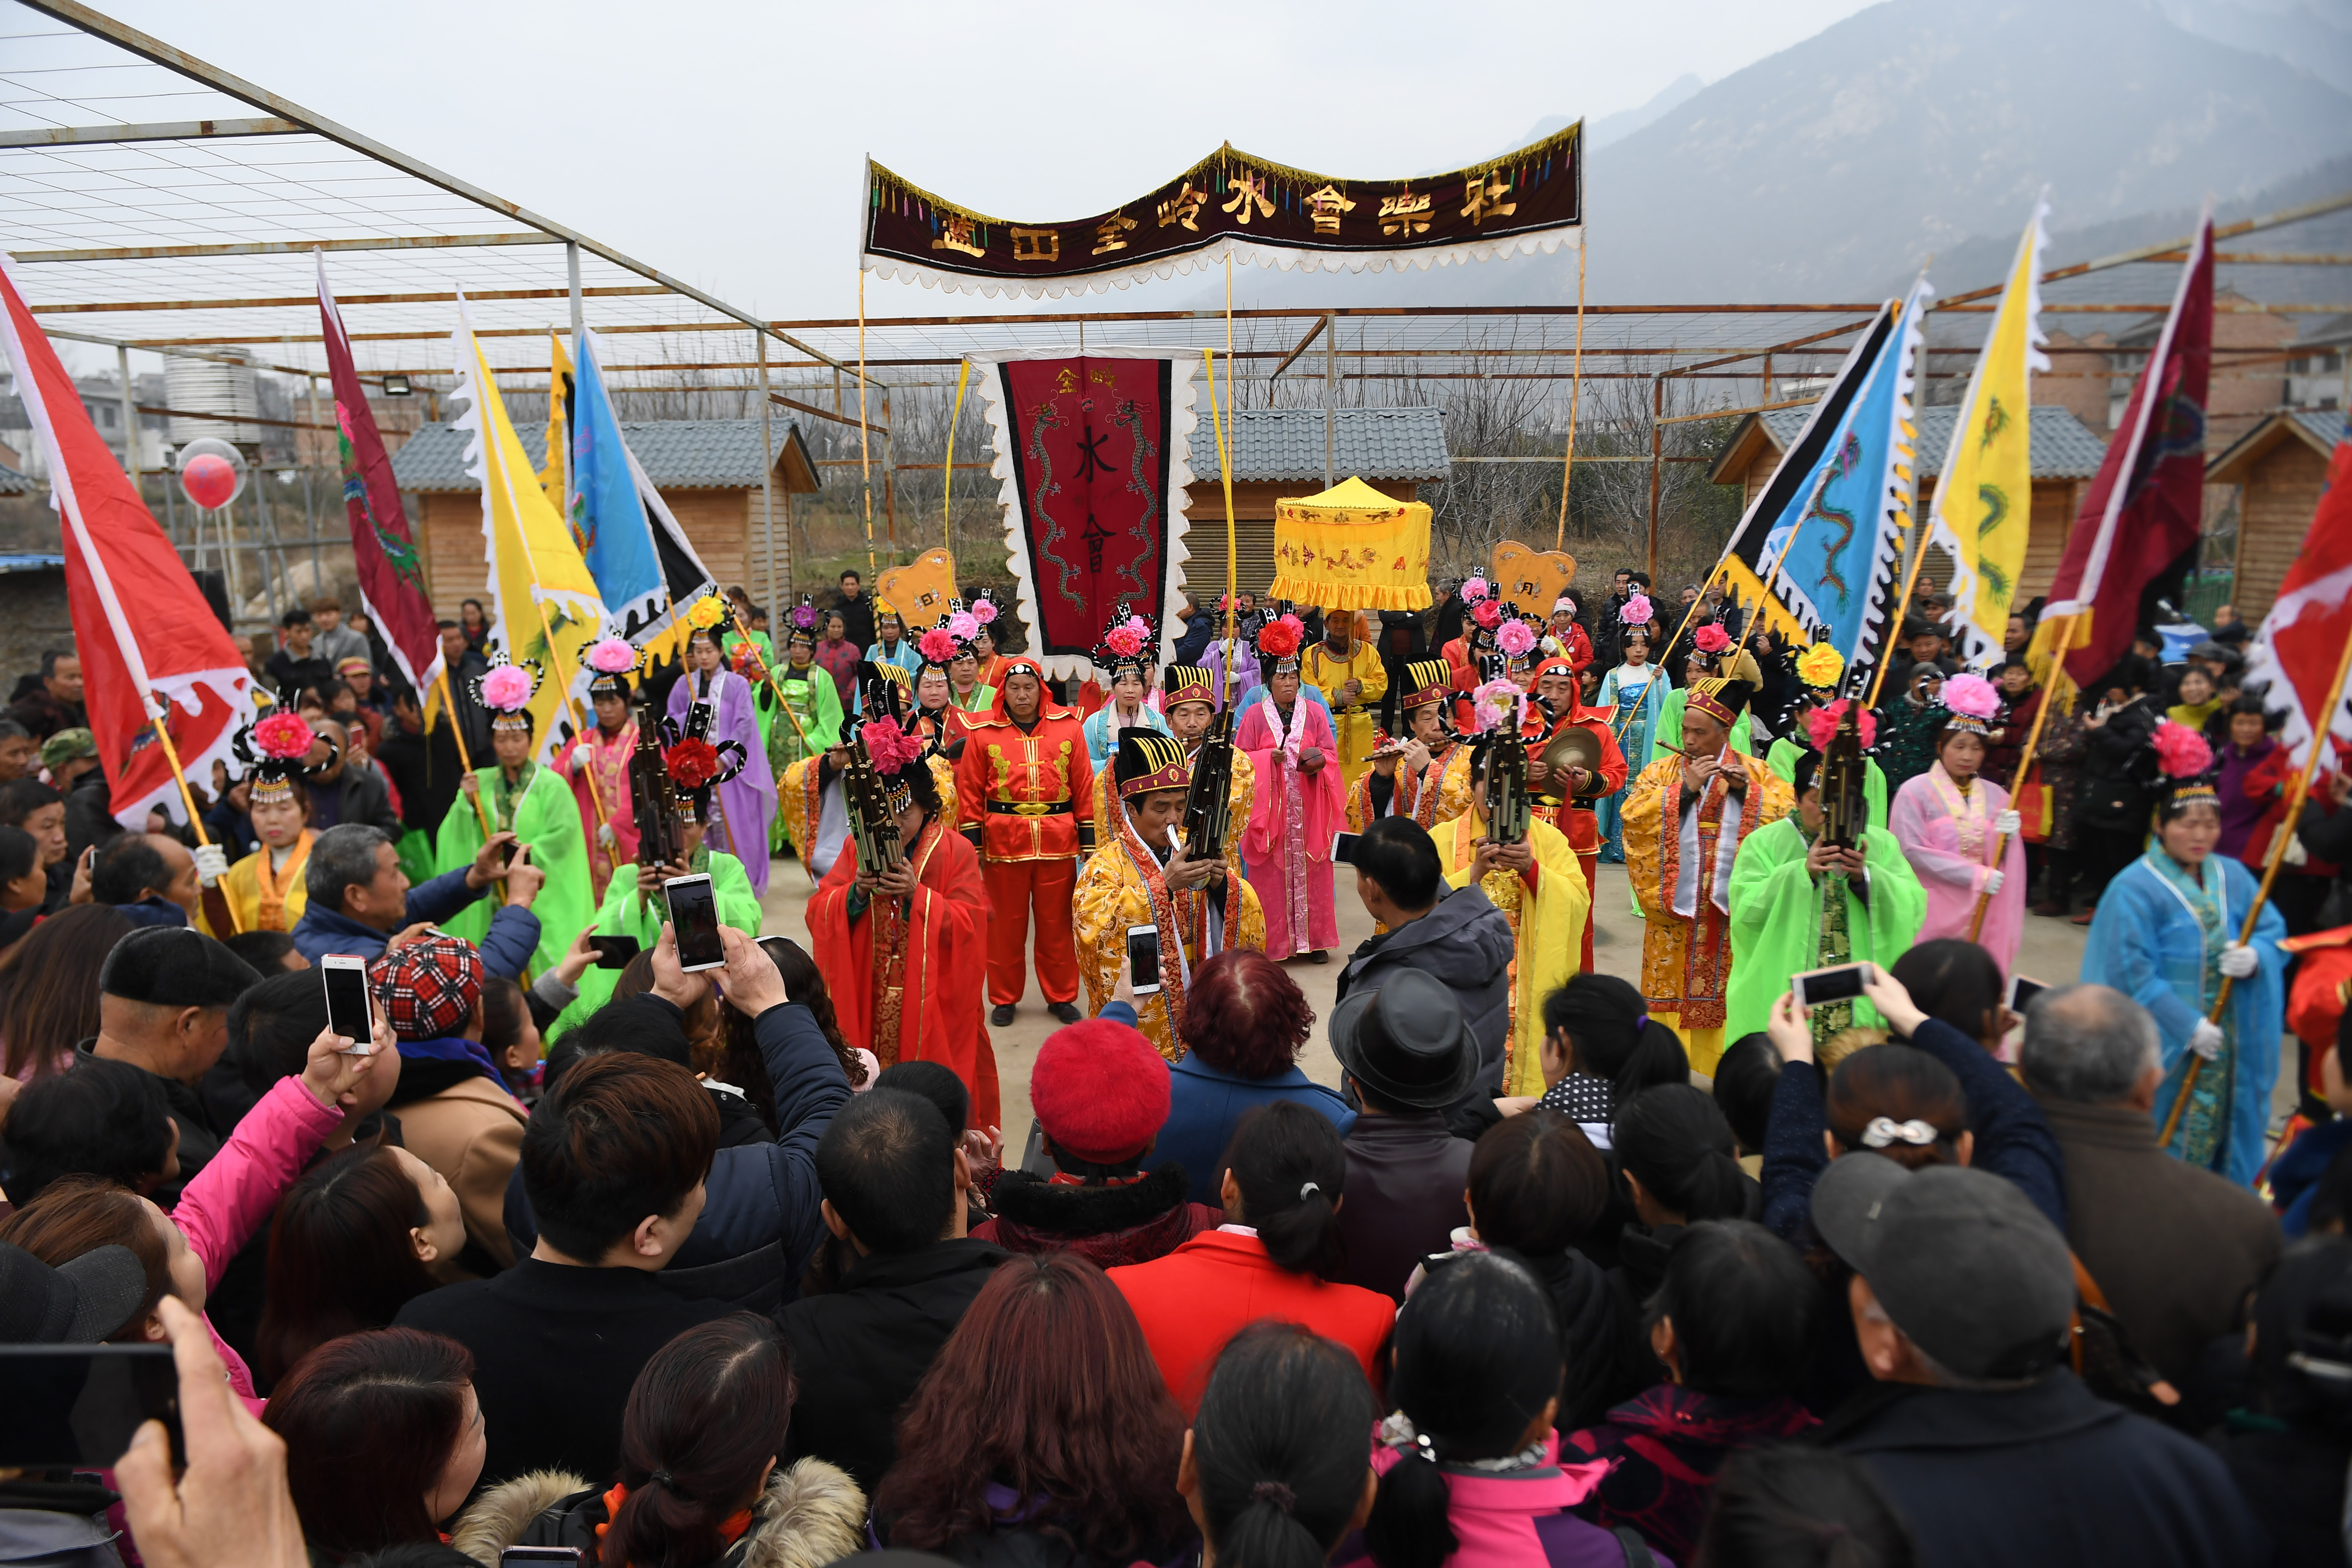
{"left": 1334, "top": 1430, "right": 1656, "bottom": 1568}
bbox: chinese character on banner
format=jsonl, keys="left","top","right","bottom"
{"left": 932, "top": 213, "right": 985, "bottom": 257}
{"left": 1461, "top": 172, "right": 1516, "bottom": 225}
{"left": 1305, "top": 184, "right": 1356, "bottom": 236}
{"left": 1088, "top": 366, "right": 1116, "bottom": 386}
{"left": 1054, "top": 367, "right": 1079, "bottom": 396}
{"left": 1222, "top": 173, "right": 1275, "bottom": 225}
{"left": 1010, "top": 227, "right": 1061, "bottom": 262}
{"left": 1092, "top": 212, "right": 1137, "bottom": 255}
{"left": 1157, "top": 182, "right": 1208, "bottom": 231}
{"left": 1379, "top": 188, "right": 1432, "bottom": 237}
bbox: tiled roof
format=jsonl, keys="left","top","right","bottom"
{"left": 1187, "top": 407, "right": 1451, "bottom": 482}
{"left": 0, "top": 552, "right": 63, "bottom": 570}
{"left": 1754, "top": 403, "right": 2107, "bottom": 479}
{"left": 0, "top": 463, "right": 37, "bottom": 496}
{"left": 2294, "top": 408, "right": 2347, "bottom": 451}
{"left": 391, "top": 417, "right": 810, "bottom": 492}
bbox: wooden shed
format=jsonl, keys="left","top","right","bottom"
{"left": 390, "top": 418, "right": 819, "bottom": 616}
{"left": 1709, "top": 403, "right": 2108, "bottom": 604}
{"left": 1181, "top": 408, "right": 1450, "bottom": 598}
{"left": 2208, "top": 410, "right": 2341, "bottom": 623}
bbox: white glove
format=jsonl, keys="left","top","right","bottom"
{"left": 193, "top": 843, "right": 230, "bottom": 887}
{"left": 571, "top": 743, "right": 593, "bottom": 770}
{"left": 1995, "top": 810, "right": 2020, "bottom": 836}
{"left": 2219, "top": 942, "right": 2259, "bottom": 980}
{"left": 1982, "top": 869, "right": 2004, "bottom": 897}
{"left": 597, "top": 823, "right": 616, "bottom": 851}
{"left": 2188, "top": 1018, "right": 2226, "bottom": 1061}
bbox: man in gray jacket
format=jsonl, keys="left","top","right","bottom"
{"left": 1337, "top": 817, "right": 1515, "bottom": 1106}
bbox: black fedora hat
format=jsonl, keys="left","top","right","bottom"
{"left": 1328, "top": 968, "right": 1474, "bottom": 1111}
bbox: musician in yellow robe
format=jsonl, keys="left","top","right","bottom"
{"left": 1074, "top": 730, "right": 1266, "bottom": 1062}
{"left": 1347, "top": 659, "right": 1473, "bottom": 832}
{"left": 1089, "top": 665, "right": 1253, "bottom": 874}
{"left": 1621, "top": 678, "right": 1794, "bottom": 1074}
{"left": 1300, "top": 610, "right": 1389, "bottom": 794}
{"left": 1435, "top": 735, "right": 1589, "bottom": 1098}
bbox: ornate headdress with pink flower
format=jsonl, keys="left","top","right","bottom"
{"left": 1255, "top": 613, "right": 1307, "bottom": 676}
{"left": 784, "top": 593, "right": 822, "bottom": 648}
{"left": 231, "top": 708, "right": 336, "bottom": 806}
{"left": 468, "top": 651, "right": 544, "bottom": 735}
{"left": 1620, "top": 593, "right": 1654, "bottom": 629}
{"left": 1803, "top": 699, "right": 1878, "bottom": 752}
{"left": 655, "top": 698, "right": 749, "bottom": 824}
{"left": 584, "top": 632, "right": 639, "bottom": 699}
{"left": 1937, "top": 672, "right": 2002, "bottom": 738}
{"left": 916, "top": 613, "right": 975, "bottom": 674}
{"left": 966, "top": 590, "right": 1003, "bottom": 642}
{"left": 2148, "top": 720, "right": 2219, "bottom": 818}
{"left": 843, "top": 665, "right": 931, "bottom": 812}
{"left": 1092, "top": 604, "right": 1160, "bottom": 683}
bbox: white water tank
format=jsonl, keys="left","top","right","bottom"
{"left": 164, "top": 351, "right": 263, "bottom": 446}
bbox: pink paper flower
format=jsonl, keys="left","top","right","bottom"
{"left": 865, "top": 719, "right": 925, "bottom": 775}
{"left": 1496, "top": 620, "right": 1538, "bottom": 658}
{"left": 480, "top": 664, "right": 534, "bottom": 712}
{"left": 947, "top": 610, "right": 980, "bottom": 641}
{"left": 587, "top": 636, "right": 637, "bottom": 675}
{"left": 1693, "top": 624, "right": 1731, "bottom": 655}
{"left": 1620, "top": 594, "right": 1653, "bottom": 626}
{"left": 972, "top": 599, "right": 999, "bottom": 624}
{"left": 1804, "top": 699, "right": 1878, "bottom": 752}
{"left": 918, "top": 627, "right": 959, "bottom": 665}
{"left": 1472, "top": 600, "right": 1503, "bottom": 630}
{"left": 2154, "top": 720, "right": 2213, "bottom": 779}
{"left": 1940, "top": 672, "right": 2001, "bottom": 721}
{"left": 1105, "top": 625, "right": 1147, "bottom": 659}
{"left": 1123, "top": 615, "right": 1151, "bottom": 639}
{"left": 1461, "top": 576, "right": 1489, "bottom": 603}
{"left": 1471, "top": 678, "right": 1523, "bottom": 733}
{"left": 253, "top": 710, "right": 315, "bottom": 760}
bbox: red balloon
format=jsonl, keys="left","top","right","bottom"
{"left": 181, "top": 452, "right": 237, "bottom": 510}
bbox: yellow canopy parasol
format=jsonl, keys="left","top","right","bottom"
{"left": 1266, "top": 476, "right": 1434, "bottom": 612}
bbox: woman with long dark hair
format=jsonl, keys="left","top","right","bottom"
{"left": 1110, "top": 1100, "right": 1393, "bottom": 1413}
{"left": 0, "top": 903, "right": 134, "bottom": 1081}
{"left": 256, "top": 1141, "right": 466, "bottom": 1383}
{"left": 1528, "top": 974, "right": 1689, "bottom": 1147}
{"left": 1181, "top": 1322, "right": 1375, "bottom": 1568}
{"left": 264, "top": 1328, "right": 486, "bottom": 1560}
{"left": 875, "top": 1254, "right": 1192, "bottom": 1567}
{"left": 455, "top": 1312, "right": 865, "bottom": 1568}
{"left": 1610, "top": 1083, "right": 1757, "bottom": 1318}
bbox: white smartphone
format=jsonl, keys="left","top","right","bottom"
{"left": 1331, "top": 830, "right": 1363, "bottom": 866}
{"left": 1791, "top": 962, "right": 1874, "bottom": 1011}
{"left": 1126, "top": 923, "right": 1162, "bottom": 996}
{"left": 319, "top": 953, "right": 374, "bottom": 1052}
{"left": 664, "top": 873, "right": 724, "bottom": 972}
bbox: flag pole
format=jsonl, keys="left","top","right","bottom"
{"left": 523, "top": 598, "right": 610, "bottom": 831}
{"left": 2159, "top": 610, "right": 2352, "bottom": 1149}
{"left": 1970, "top": 654, "right": 2071, "bottom": 941}
{"left": 1864, "top": 536, "right": 1935, "bottom": 711}
{"left": 1204, "top": 349, "right": 1239, "bottom": 708}
{"left": 1555, "top": 238, "right": 1587, "bottom": 554}
{"left": 438, "top": 667, "right": 498, "bottom": 842}
{"left": 148, "top": 702, "right": 240, "bottom": 935}
{"left": 945, "top": 359, "right": 969, "bottom": 562}
{"left": 1612, "top": 570, "right": 1728, "bottom": 746}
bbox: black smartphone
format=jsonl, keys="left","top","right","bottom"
{"left": 499, "top": 1551, "right": 585, "bottom": 1566}
{"left": 1126, "top": 923, "right": 1162, "bottom": 996}
{"left": 664, "top": 874, "right": 724, "bottom": 972}
{"left": 1331, "top": 830, "right": 1362, "bottom": 866}
{"left": 2006, "top": 973, "right": 2047, "bottom": 1013}
{"left": 1792, "top": 962, "right": 1874, "bottom": 1010}
{"left": 320, "top": 953, "right": 373, "bottom": 1047}
{"left": 0, "top": 1344, "right": 182, "bottom": 1468}
{"left": 588, "top": 935, "right": 641, "bottom": 970}
{"left": 496, "top": 837, "right": 520, "bottom": 869}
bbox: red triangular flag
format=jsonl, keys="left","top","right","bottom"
{"left": 0, "top": 257, "right": 256, "bottom": 829}
{"left": 2242, "top": 413, "right": 2352, "bottom": 769}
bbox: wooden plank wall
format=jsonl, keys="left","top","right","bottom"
{"left": 416, "top": 488, "right": 751, "bottom": 617}
{"left": 2230, "top": 442, "right": 2329, "bottom": 623}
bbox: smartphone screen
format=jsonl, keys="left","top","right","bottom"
{"left": 321, "top": 957, "right": 373, "bottom": 1044}
{"left": 665, "top": 875, "right": 723, "bottom": 971}
{"left": 1331, "top": 830, "right": 1361, "bottom": 866}
{"left": 1794, "top": 963, "right": 1872, "bottom": 1009}
{"left": 588, "top": 935, "right": 641, "bottom": 970}
{"left": 2008, "top": 974, "right": 2047, "bottom": 1012}
{"left": 1126, "top": 923, "right": 1162, "bottom": 996}
{"left": 0, "top": 1345, "right": 182, "bottom": 1468}
{"left": 499, "top": 1551, "right": 585, "bottom": 1566}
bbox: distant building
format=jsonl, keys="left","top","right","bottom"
{"left": 2206, "top": 409, "right": 2344, "bottom": 623}
{"left": 390, "top": 418, "right": 819, "bottom": 618}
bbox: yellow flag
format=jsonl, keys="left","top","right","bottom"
{"left": 540, "top": 332, "right": 572, "bottom": 516}
{"left": 1929, "top": 199, "right": 2048, "bottom": 667}
{"left": 452, "top": 300, "right": 606, "bottom": 765}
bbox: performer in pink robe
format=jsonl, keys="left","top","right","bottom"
{"left": 555, "top": 639, "right": 641, "bottom": 902}
{"left": 1887, "top": 673, "right": 2025, "bottom": 975}
{"left": 1235, "top": 615, "right": 1344, "bottom": 961}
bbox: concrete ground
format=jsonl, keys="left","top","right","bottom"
{"left": 756, "top": 853, "right": 2296, "bottom": 1153}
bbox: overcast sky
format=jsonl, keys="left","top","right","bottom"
{"left": 87, "top": 0, "right": 1881, "bottom": 323}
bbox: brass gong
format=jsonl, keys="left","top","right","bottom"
{"left": 1541, "top": 724, "right": 1602, "bottom": 778}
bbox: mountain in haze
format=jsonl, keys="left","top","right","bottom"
{"left": 1519, "top": 74, "right": 1707, "bottom": 153}
{"left": 1191, "top": 0, "right": 2352, "bottom": 310}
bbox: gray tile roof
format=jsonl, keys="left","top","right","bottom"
{"left": 391, "top": 417, "right": 810, "bottom": 493}
{"left": 2294, "top": 409, "right": 2347, "bottom": 451}
{"left": 1187, "top": 407, "right": 1451, "bottom": 483}
{"left": 1755, "top": 403, "right": 2107, "bottom": 480}
{"left": 0, "top": 463, "right": 36, "bottom": 496}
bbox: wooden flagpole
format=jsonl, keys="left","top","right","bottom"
{"left": 945, "top": 359, "right": 969, "bottom": 560}
{"left": 1969, "top": 615, "right": 2076, "bottom": 940}
{"left": 148, "top": 702, "right": 240, "bottom": 934}
{"left": 1555, "top": 238, "right": 1587, "bottom": 553}
{"left": 437, "top": 667, "right": 498, "bottom": 842}
{"left": 1864, "top": 534, "right": 1936, "bottom": 710}
{"left": 2159, "top": 610, "right": 2352, "bottom": 1147}
{"left": 1204, "top": 349, "right": 1239, "bottom": 706}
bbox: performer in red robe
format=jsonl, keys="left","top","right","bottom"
{"left": 953, "top": 655, "right": 1097, "bottom": 1026}
{"left": 554, "top": 640, "right": 641, "bottom": 902}
{"left": 1524, "top": 656, "right": 1627, "bottom": 972}
{"left": 807, "top": 702, "right": 998, "bottom": 1128}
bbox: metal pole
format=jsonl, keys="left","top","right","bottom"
{"left": 1324, "top": 310, "right": 1336, "bottom": 489}
{"left": 567, "top": 241, "right": 584, "bottom": 346}
{"left": 304, "top": 373, "right": 323, "bottom": 591}
{"left": 759, "top": 330, "right": 777, "bottom": 622}
{"left": 115, "top": 344, "right": 138, "bottom": 479}
{"left": 1647, "top": 374, "right": 1664, "bottom": 577}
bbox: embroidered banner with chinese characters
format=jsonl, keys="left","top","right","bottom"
{"left": 976, "top": 351, "right": 1199, "bottom": 680}
{"left": 862, "top": 128, "right": 1582, "bottom": 299}
{"left": 1267, "top": 477, "right": 1433, "bottom": 612}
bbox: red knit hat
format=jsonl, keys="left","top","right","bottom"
{"left": 367, "top": 935, "right": 485, "bottom": 1043}
{"left": 1029, "top": 1018, "right": 1171, "bottom": 1165}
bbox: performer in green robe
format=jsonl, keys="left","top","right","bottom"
{"left": 551, "top": 818, "right": 763, "bottom": 1035}
{"left": 1726, "top": 746, "right": 1925, "bottom": 1046}
{"left": 433, "top": 659, "right": 594, "bottom": 980}
{"left": 765, "top": 609, "right": 846, "bottom": 852}
{"left": 1765, "top": 738, "right": 1889, "bottom": 831}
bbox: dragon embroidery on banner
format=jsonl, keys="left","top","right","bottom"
{"left": 1111, "top": 397, "right": 1159, "bottom": 605}
{"left": 1026, "top": 400, "right": 1085, "bottom": 610}
{"left": 1803, "top": 432, "right": 1865, "bottom": 610}
{"left": 336, "top": 401, "right": 425, "bottom": 595}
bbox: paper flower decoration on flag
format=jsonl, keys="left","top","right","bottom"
{"left": 1940, "top": 672, "right": 2001, "bottom": 721}
{"left": 252, "top": 710, "right": 315, "bottom": 760}
{"left": 2154, "top": 720, "right": 2213, "bottom": 779}
{"left": 1797, "top": 642, "right": 1846, "bottom": 689}
{"left": 479, "top": 662, "right": 535, "bottom": 713}
{"left": 1257, "top": 615, "right": 1302, "bottom": 659}
{"left": 685, "top": 594, "right": 728, "bottom": 632}
{"left": 1620, "top": 594, "right": 1653, "bottom": 627}
{"left": 1496, "top": 619, "right": 1538, "bottom": 659}
{"left": 863, "top": 717, "right": 926, "bottom": 776}
{"left": 917, "top": 627, "right": 960, "bottom": 667}
{"left": 1693, "top": 624, "right": 1731, "bottom": 655}
{"left": 1804, "top": 699, "right": 1878, "bottom": 751}
{"left": 663, "top": 737, "right": 722, "bottom": 789}
{"left": 947, "top": 610, "right": 980, "bottom": 642}
{"left": 587, "top": 636, "right": 638, "bottom": 675}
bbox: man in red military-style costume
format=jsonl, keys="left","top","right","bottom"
{"left": 1524, "top": 656, "right": 1626, "bottom": 972}
{"left": 806, "top": 703, "right": 998, "bottom": 1127}
{"left": 955, "top": 656, "right": 1096, "bottom": 1026}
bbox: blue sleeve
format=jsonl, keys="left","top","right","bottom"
{"left": 746, "top": 1002, "right": 854, "bottom": 1282}
{"left": 478, "top": 905, "right": 543, "bottom": 982}
{"left": 1099, "top": 1000, "right": 1139, "bottom": 1027}
{"left": 1761, "top": 1062, "right": 1829, "bottom": 1244}
{"left": 403, "top": 866, "right": 485, "bottom": 927}
{"left": 1908, "top": 1019, "right": 2068, "bottom": 1233}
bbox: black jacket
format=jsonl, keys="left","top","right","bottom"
{"left": 262, "top": 650, "right": 337, "bottom": 705}
{"left": 2205, "top": 1414, "right": 2349, "bottom": 1568}
{"left": 376, "top": 715, "right": 464, "bottom": 836}
{"left": 1819, "top": 1370, "right": 2265, "bottom": 1568}
{"left": 394, "top": 1260, "right": 732, "bottom": 1486}
{"left": 308, "top": 764, "right": 402, "bottom": 836}
{"left": 1336, "top": 884, "right": 1515, "bottom": 1108}
{"left": 2073, "top": 697, "right": 2161, "bottom": 836}
{"left": 1335, "top": 1113, "right": 1471, "bottom": 1302}
{"left": 62, "top": 770, "right": 118, "bottom": 863}
{"left": 74, "top": 1044, "right": 220, "bottom": 1208}
{"left": 776, "top": 1238, "right": 1013, "bottom": 1491}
